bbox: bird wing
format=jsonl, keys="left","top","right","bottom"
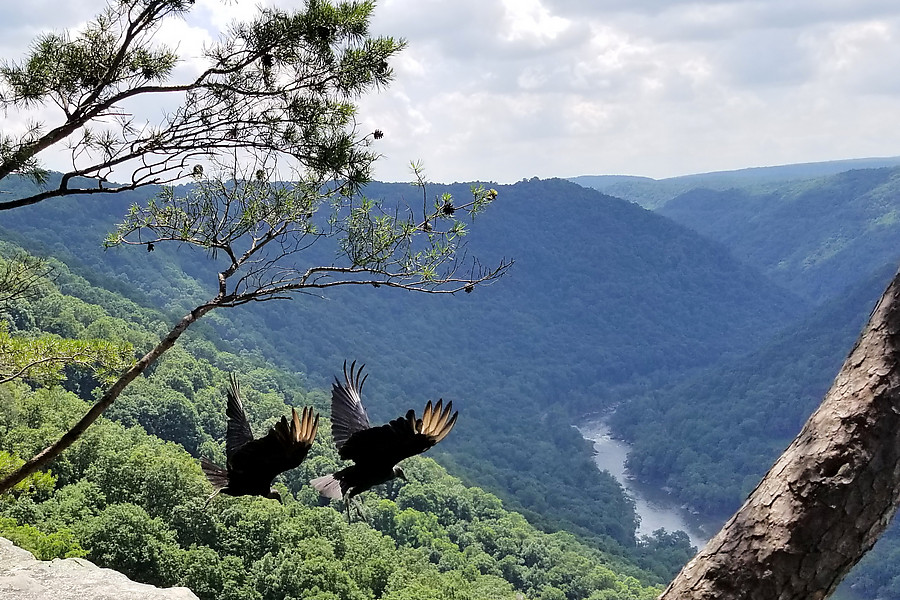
{"left": 229, "top": 406, "right": 320, "bottom": 487}
{"left": 225, "top": 373, "right": 254, "bottom": 460}
{"left": 331, "top": 360, "right": 372, "bottom": 451}
{"left": 339, "top": 399, "right": 458, "bottom": 466}
{"left": 200, "top": 458, "right": 230, "bottom": 489}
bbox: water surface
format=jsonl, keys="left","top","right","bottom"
{"left": 578, "top": 420, "right": 712, "bottom": 549}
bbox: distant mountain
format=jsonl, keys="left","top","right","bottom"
{"left": 658, "top": 167, "right": 900, "bottom": 303}
{"left": 571, "top": 157, "right": 900, "bottom": 209}
{"left": 589, "top": 163, "right": 900, "bottom": 598}
{"left": 0, "top": 175, "right": 804, "bottom": 546}
{"left": 568, "top": 174, "right": 656, "bottom": 190}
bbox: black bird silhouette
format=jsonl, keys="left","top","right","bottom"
{"left": 202, "top": 373, "right": 319, "bottom": 505}
{"left": 311, "top": 361, "right": 458, "bottom": 516}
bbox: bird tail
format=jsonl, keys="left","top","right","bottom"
{"left": 311, "top": 474, "right": 343, "bottom": 500}
{"left": 200, "top": 458, "right": 229, "bottom": 489}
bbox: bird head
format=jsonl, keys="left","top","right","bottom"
{"left": 267, "top": 488, "right": 283, "bottom": 504}
{"left": 392, "top": 465, "right": 408, "bottom": 482}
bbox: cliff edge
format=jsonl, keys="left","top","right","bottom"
{"left": 0, "top": 537, "right": 198, "bottom": 600}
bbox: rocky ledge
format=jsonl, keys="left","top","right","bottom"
{"left": 0, "top": 537, "right": 198, "bottom": 600}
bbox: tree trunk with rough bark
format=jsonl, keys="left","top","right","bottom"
{"left": 660, "top": 268, "right": 900, "bottom": 599}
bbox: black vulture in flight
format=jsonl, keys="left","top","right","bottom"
{"left": 202, "top": 373, "right": 319, "bottom": 504}
{"left": 311, "top": 361, "right": 458, "bottom": 515}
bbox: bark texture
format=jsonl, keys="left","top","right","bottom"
{"left": 660, "top": 269, "right": 900, "bottom": 599}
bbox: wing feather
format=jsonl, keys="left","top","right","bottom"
{"left": 419, "top": 400, "right": 451, "bottom": 436}
{"left": 291, "top": 408, "right": 301, "bottom": 442}
{"left": 421, "top": 400, "right": 434, "bottom": 430}
{"left": 311, "top": 474, "right": 343, "bottom": 499}
{"left": 229, "top": 405, "right": 319, "bottom": 488}
{"left": 339, "top": 399, "right": 459, "bottom": 466}
{"left": 200, "top": 458, "right": 230, "bottom": 489}
{"left": 438, "top": 399, "right": 452, "bottom": 424}
{"left": 331, "top": 360, "right": 372, "bottom": 450}
{"left": 433, "top": 411, "right": 458, "bottom": 443}
{"left": 225, "top": 373, "right": 254, "bottom": 460}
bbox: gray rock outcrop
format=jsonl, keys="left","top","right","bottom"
{"left": 0, "top": 537, "right": 198, "bottom": 600}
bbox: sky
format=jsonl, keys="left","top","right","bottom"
{"left": 3, "top": 0, "right": 900, "bottom": 183}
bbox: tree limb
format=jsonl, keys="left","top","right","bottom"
{"left": 0, "top": 0, "right": 404, "bottom": 209}
{"left": 0, "top": 301, "right": 215, "bottom": 494}
{"left": 660, "top": 267, "right": 900, "bottom": 600}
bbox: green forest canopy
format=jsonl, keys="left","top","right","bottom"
{"left": 0, "top": 246, "right": 672, "bottom": 599}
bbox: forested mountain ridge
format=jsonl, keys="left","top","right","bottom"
{"left": 0, "top": 174, "right": 805, "bottom": 548}
{"left": 611, "top": 262, "right": 896, "bottom": 516}
{"left": 6, "top": 163, "right": 900, "bottom": 597}
{"left": 571, "top": 163, "right": 900, "bottom": 520}
{"left": 657, "top": 166, "right": 900, "bottom": 303}
{"left": 585, "top": 163, "right": 900, "bottom": 599}
{"left": 571, "top": 156, "right": 900, "bottom": 210}
{"left": 0, "top": 175, "right": 808, "bottom": 387}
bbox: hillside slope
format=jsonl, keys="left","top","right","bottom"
{"left": 0, "top": 251, "right": 667, "bottom": 598}
{"left": 571, "top": 156, "right": 900, "bottom": 209}
{"left": 611, "top": 261, "right": 895, "bottom": 516}
{"left": 0, "top": 175, "right": 804, "bottom": 546}
{"left": 658, "top": 167, "right": 900, "bottom": 303}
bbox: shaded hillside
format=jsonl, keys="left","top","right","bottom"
{"left": 610, "top": 262, "right": 896, "bottom": 516}
{"left": 0, "top": 175, "right": 804, "bottom": 545}
{"left": 346, "top": 178, "right": 805, "bottom": 389}
{"left": 844, "top": 513, "right": 900, "bottom": 599}
{"left": 658, "top": 167, "right": 900, "bottom": 303}
{"left": 571, "top": 157, "right": 900, "bottom": 209}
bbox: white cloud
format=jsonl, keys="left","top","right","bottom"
{"left": 498, "top": 0, "right": 571, "bottom": 46}
{"left": 4, "top": 0, "right": 900, "bottom": 183}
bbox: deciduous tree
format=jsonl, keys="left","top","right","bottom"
{"left": 0, "top": 251, "right": 135, "bottom": 386}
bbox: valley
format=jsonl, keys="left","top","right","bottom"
{"left": 2, "top": 2, "right": 899, "bottom": 596}
{"left": 3, "top": 159, "right": 900, "bottom": 597}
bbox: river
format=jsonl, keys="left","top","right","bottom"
{"left": 578, "top": 421, "right": 870, "bottom": 599}
{"left": 577, "top": 420, "right": 713, "bottom": 549}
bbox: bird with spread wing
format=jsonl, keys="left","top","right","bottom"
{"left": 202, "top": 373, "right": 319, "bottom": 505}
{"left": 311, "top": 361, "right": 458, "bottom": 519}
